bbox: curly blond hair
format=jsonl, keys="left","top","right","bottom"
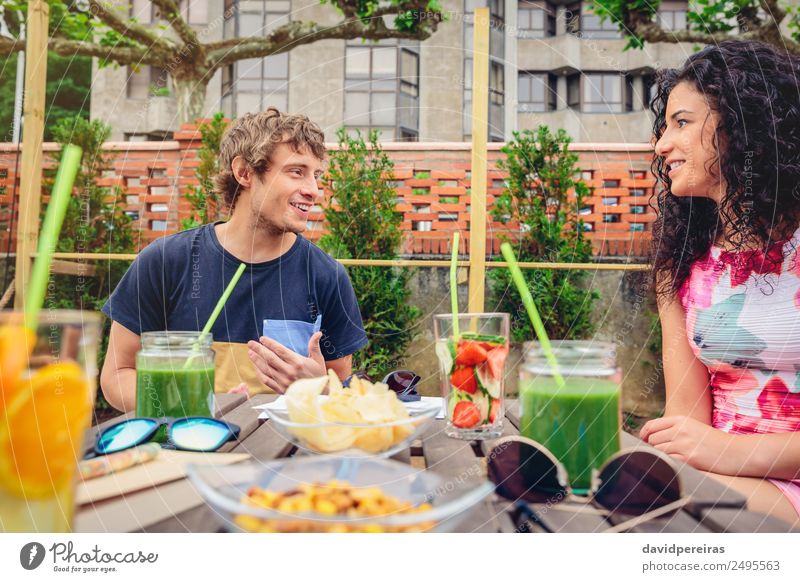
{"left": 215, "top": 107, "right": 326, "bottom": 208}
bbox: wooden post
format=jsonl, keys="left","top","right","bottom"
{"left": 14, "top": 0, "right": 50, "bottom": 309}
{"left": 468, "top": 7, "right": 490, "bottom": 313}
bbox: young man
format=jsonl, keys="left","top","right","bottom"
{"left": 100, "top": 108, "right": 367, "bottom": 412}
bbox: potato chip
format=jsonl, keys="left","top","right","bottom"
{"left": 283, "top": 373, "right": 415, "bottom": 453}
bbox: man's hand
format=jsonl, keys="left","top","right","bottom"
{"left": 639, "top": 415, "right": 742, "bottom": 475}
{"left": 247, "top": 332, "right": 326, "bottom": 393}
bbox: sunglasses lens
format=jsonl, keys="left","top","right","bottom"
{"left": 487, "top": 440, "right": 568, "bottom": 503}
{"left": 97, "top": 419, "right": 158, "bottom": 454}
{"left": 384, "top": 370, "right": 420, "bottom": 394}
{"left": 170, "top": 418, "right": 233, "bottom": 451}
{"left": 595, "top": 451, "right": 681, "bottom": 516}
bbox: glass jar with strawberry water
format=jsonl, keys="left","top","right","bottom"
{"left": 433, "top": 313, "right": 510, "bottom": 439}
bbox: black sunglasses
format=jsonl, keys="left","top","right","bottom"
{"left": 487, "top": 436, "right": 689, "bottom": 533}
{"left": 87, "top": 417, "right": 241, "bottom": 458}
{"left": 343, "top": 370, "right": 422, "bottom": 402}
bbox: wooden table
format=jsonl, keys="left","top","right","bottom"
{"left": 75, "top": 394, "right": 798, "bottom": 533}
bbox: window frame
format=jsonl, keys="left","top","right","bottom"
{"left": 517, "top": 71, "right": 557, "bottom": 112}
{"left": 518, "top": 1, "right": 556, "bottom": 38}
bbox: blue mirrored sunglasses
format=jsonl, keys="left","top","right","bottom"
{"left": 90, "top": 417, "right": 241, "bottom": 457}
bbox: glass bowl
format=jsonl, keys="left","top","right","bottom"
{"left": 262, "top": 399, "right": 440, "bottom": 458}
{"left": 187, "top": 456, "right": 493, "bottom": 533}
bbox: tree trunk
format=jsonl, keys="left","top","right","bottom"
{"left": 173, "top": 75, "right": 209, "bottom": 127}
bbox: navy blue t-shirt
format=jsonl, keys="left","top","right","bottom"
{"left": 102, "top": 223, "right": 368, "bottom": 392}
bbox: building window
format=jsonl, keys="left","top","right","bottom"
{"left": 630, "top": 223, "right": 645, "bottom": 232}
{"left": 131, "top": 0, "right": 152, "bottom": 23}
{"left": 179, "top": 0, "right": 208, "bottom": 25}
{"left": 344, "top": 41, "right": 420, "bottom": 140}
{"left": 657, "top": 1, "right": 688, "bottom": 31}
{"left": 642, "top": 74, "right": 656, "bottom": 109}
{"left": 630, "top": 205, "right": 646, "bottom": 214}
{"left": 221, "top": 64, "right": 234, "bottom": 97}
{"left": 489, "top": 0, "right": 505, "bottom": 21}
{"left": 518, "top": 72, "right": 557, "bottom": 112}
{"left": 565, "top": 2, "right": 581, "bottom": 34}
{"left": 127, "top": 65, "right": 169, "bottom": 99}
{"left": 567, "top": 74, "right": 580, "bottom": 109}
{"left": 572, "top": 3, "right": 621, "bottom": 39}
{"left": 228, "top": 4, "right": 291, "bottom": 115}
{"left": 568, "top": 73, "right": 633, "bottom": 113}
{"left": 518, "top": 1, "right": 556, "bottom": 38}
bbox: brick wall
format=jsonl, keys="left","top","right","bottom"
{"left": 0, "top": 123, "right": 656, "bottom": 258}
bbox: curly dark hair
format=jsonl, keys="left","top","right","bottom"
{"left": 650, "top": 40, "right": 800, "bottom": 299}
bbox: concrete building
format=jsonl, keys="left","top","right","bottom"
{"left": 92, "top": 0, "right": 695, "bottom": 142}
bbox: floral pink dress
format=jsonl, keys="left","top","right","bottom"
{"left": 679, "top": 229, "right": 800, "bottom": 517}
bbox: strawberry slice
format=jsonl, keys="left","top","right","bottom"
{"left": 455, "top": 341, "right": 488, "bottom": 366}
{"left": 450, "top": 366, "right": 477, "bottom": 394}
{"left": 489, "top": 399, "right": 501, "bottom": 424}
{"left": 452, "top": 401, "right": 481, "bottom": 428}
{"left": 486, "top": 345, "right": 509, "bottom": 381}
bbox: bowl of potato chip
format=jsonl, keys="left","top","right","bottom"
{"left": 262, "top": 371, "right": 440, "bottom": 457}
{"left": 187, "top": 456, "right": 494, "bottom": 533}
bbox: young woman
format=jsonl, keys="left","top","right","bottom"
{"left": 639, "top": 40, "right": 800, "bottom": 526}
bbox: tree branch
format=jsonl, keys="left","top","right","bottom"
{"left": 207, "top": 16, "right": 437, "bottom": 68}
{"left": 624, "top": 6, "right": 799, "bottom": 54}
{"left": 48, "top": 37, "right": 158, "bottom": 65}
{"left": 760, "top": 0, "right": 787, "bottom": 25}
{"left": 151, "top": 0, "right": 201, "bottom": 52}
{"left": 0, "top": 35, "right": 24, "bottom": 57}
{"left": 88, "top": 0, "right": 168, "bottom": 50}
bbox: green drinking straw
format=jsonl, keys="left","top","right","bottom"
{"left": 182, "top": 262, "right": 247, "bottom": 369}
{"left": 24, "top": 144, "right": 83, "bottom": 331}
{"left": 500, "top": 242, "right": 565, "bottom": 389}
{"left": 450, "top": 231, "right": 460, "bottom": 341}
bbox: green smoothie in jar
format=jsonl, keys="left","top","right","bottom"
{"left": 519, "top": 341, "right": 621, "bottom": 493}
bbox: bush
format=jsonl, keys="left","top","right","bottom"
{"left": 182, "top": 113, "right": 229, "bottom": 229}
{"left": 48, "top": 116, "right": 134, "bottom": 312}
{"left": 47, "top": 116, "right": 135, "bottom": 414}
{"left": 489, "top": 127, "right": 598, "bottom": 341}
{"left": 319, "top": 129, "right": 420, "bottom": 377}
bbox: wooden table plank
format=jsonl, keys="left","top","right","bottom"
{"left": 216, "top": 394, "right": 269, "bottom": 453}
{"left": 421, "top": 421, "right": 499, "bottom": 533}
{"left": 80, "top": 396, "right": 783, "bottom": 533}
{"left": 529, "top": 504, "right": 612, "bottom": 533}
{"left": 698, "top": 507, "right": 800, "bottom": 533}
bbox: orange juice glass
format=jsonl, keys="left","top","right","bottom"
{"left": 0, "top": 310, "right": 101, "bottom": 532}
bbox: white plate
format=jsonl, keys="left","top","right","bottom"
{"left": 253, "top": 396, "right": 444, "bottom": 419}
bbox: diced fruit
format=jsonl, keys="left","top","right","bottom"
{"left": 455, "top": 340, "right": 488, "bottom": 366}
{"left": 472, "top": 391, "right": 490, "bottom": 423}
{"left": 486, "top": 345, "right": 509, "bottom": 382}
{"left": 489, "top": 399, "right": 501, "bottom": 424}
{"left": 475, "top": 363, "right": 501, "bottom": 399}
{"left": 447, "top": 389, "right": 472, "bottom": 419}
{"left": 435, "top": 340, "right": 455, "bottom": 375}
{"left": 450, "top": 366, "right": 477, "bottom": 394}
{"left": 452, "top": 401, "right": 481, "bottom": 428}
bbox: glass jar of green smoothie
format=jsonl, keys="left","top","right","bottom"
{"left": 136, "top": 332, "right": 215, "bottom": 441}
{"left": 519, "top": 341, "right": 621, "bottom": 494}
